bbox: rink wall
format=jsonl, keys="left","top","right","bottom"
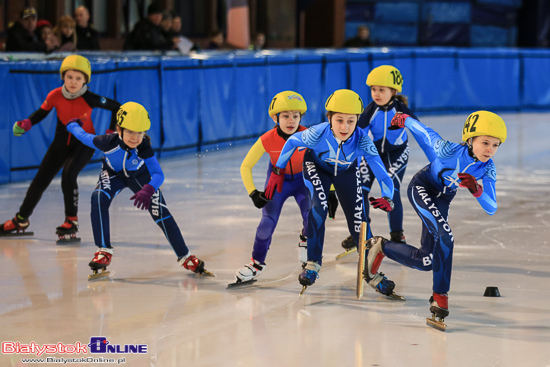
{"left": 1, "top": 47, "right": 550, "bottom": 184}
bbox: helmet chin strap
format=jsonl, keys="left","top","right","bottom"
{"left": 467, "top": 138, "right": 479, "bottom": 162}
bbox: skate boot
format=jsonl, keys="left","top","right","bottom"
{"left": 427, "top": 293, "right": 449, "bottom": 331}
{"left": 336, "top": 235, "right": 358, "bottom": 260}
{"left": 0, "top": 214, "right": 32, "bottom": 237}
{"left": 298, "top": 233, "right": 307, "bottom": 267}
{"left": 55, "top": 216, "right": 80, "bottom": 244}
{"left": 88, "top": 247, "right": 114, "bottom": 280}
{"left": 179, "top": 254, "right": 215, "bottom": 277}
{"left": 228, "top": 258, "right": 264, "bottom": 288}
{"left": 298, "top": 261, "right": 321, "bottom": 296}
{"left": 363, "top": 236, "right": 405, "bottom": 300}
{"left": 390, "top": 231, "right": 406, "bottom": 243}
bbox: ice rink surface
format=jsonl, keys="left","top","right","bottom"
{"left": 1, "top": 113, "right": 549, "bottom": 367}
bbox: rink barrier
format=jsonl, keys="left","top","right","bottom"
{"left": 1, "top": 47, "right": 550, "bottom": 183}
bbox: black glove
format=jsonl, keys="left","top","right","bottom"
{"left": 250, "top": 190, "right": 269, "bottom": 209}
{"left": 328, "top": 190, "right": 339, "bottom": 219}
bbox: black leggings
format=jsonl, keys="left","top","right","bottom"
{"left": 18, "top": 136, "right": 95, "bottom": 219}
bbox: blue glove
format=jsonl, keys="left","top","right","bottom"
{"left": 130, "top": 184, "right": 156, "bottom": 210}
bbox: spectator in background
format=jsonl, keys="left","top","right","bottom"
{"left": 123, "top": 2, "right": 178, "bottom": 51}
{"left": 249, "top": 32, "right": 265, "bottom": 51}
{"left": 160, "top": 11, "right": 173, "bottom": 41}
{"left": 206, "top": 30, "right": 224, "bottom": 50}
{"left": 35, "top": 20, "right": 60, "bottom": 52}
{"left": 6, "top": 7, "right": 55, "bottom": 52}
{"left": 75, "top": 5, "right": 100, "bottom": 50}
{"left": 53, "top": 15, "right": 77, "bottom": 52}
{"left": 170, "top": 11, "right": 183, "bottom": 37}
{"left": 344, "top": 25, "right": 373, "bottom": 48}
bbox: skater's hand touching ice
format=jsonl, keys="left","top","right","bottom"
{"left": 389, "top": 113, "right": 409, "bottom": 130}
{"left": 249, "top": 190, "right": 269, "bottom": 209}
{"left": 458, "top": 173, "right": 482, "bottom": 198}
{"left": 130, "top": 184, "right": 156, "bottom": 210}
{"left": 369, "top": 196, "right": 394, "bottom": 212}
{"left": 264, "top": 167, "right": 285, "bottom": 200}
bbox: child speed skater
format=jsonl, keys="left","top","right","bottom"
{"left": 66, "top": 101, "right": 214, "bottom": 279}
{"left": 230, "top": 91, "right": 309, "bottom": 287}
{"left": 265, "top": 89, "right": 399, "bottom": 297}
{"left": 364, "top": 111, "right": 507, "bottom": 327}
{"left": 0, "top": 55, "right": 120, "bottom": 241}
{"left": 341, "top": 65, "right": 421, "bottom": 251}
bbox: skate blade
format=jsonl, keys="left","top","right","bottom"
{"left": 0, "top": 231, "right": 35, "bottom": 238}
{"left": 88, "top": 270, "right": 110, "bottom": 281}
{"left": 200, "top": 269, "right": 216, "bottom": 277}
{"left": 426, "top": 317, "right": 447, "bottom": 332}
{"left": 299, "top": 285, "right": 307, "bottom": 297}
{"left": 56, "top": 237, "right": 81, "bottom": 245}
{"left": 227, "top": 279, "right": 257, "bottom": 289}
{"left": 376, "top": 289, "right": 406, "bottom": 301}
{"left": 336, "top": 246, "right": 357, "bottom": 260}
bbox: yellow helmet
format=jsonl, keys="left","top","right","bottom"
{"left": 59, "top": 55, "right": 91, "bottom": 83}
{"left": 268, "top": 91, "right": 307, "bottom": 116}
{"left": 325, "top": 89, "right": 364, "bottom": 115}
{"left": 462, "top": 111, "right": 507, "bottom": 143}
{"left": 366, "top": 65, "right": 403, "bottom": 92}
{"left": 116, "top": 102, "right": 151, "bottom": 132}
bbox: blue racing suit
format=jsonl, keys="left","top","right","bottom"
{"left": 275, "top": 122, "right": 394, "bottom": 264}
{"left": 381, "top": 116, "right": 498, "bottom": 294}
{"left": 67, "top": 123, "right": 191, "bottom": 259}
{"left": 358, "top": 98, "right": 418, "bottom": 237}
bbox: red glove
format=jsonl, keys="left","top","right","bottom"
{"left": 389, "top": 113, "right": 409, "bottom": 130}
{"left": 458, "top": 173, "right": 483, "bottom": 198}
{"left": 13, "top": 119, "right": 32, "bottom": 137}
{"left": 369, "top": 196, "right": 394, "bottom": 212}
{"left": 264, "top": 167, "right": 285, "bottom": 200}
{"left": 106, "top": 129, "right": 116, "bottom": 134}
{"left": 130, "top": 184, "right": 156, "bottom": 210}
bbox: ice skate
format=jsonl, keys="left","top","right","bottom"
{"left": 179, "top": 254, "right": 215, "bottom": 277}
{"left": 336, "top": 235, "right": 357, "bottom": 260}
{"left": 298, "top": 261, "right": 320, "bottom": 296}
{"left": 362, "top": 236, "right": 405, "bottom": 300}
{"left": 88, "top": 248, "right": 114, "bottom": 281}
{"left": 0, "top": 215, "right": 33, "bottom": 237}
{"left": 227, "top": 258, "right": 264, "bottom": 288}
{"left": 390, "top": 230, "right": 406, "bottom": 243}
{"left": 298, "top": 233, "right": 307, "bottom": 267}
{"left": 426, "top": 293, "right": 449, "bottom": 331}
{"left": 55, "top": 217, "right": 81, "bottom": 244}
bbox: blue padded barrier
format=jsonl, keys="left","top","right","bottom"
{"left": 457, "top": 48, "right": 520, "bottom": 111}
{"left": 9, "top": 60, "right": 64, "bottom": 182}
{"left": 198, "top": 55, "right": 236, "bottom": 147}
{"left": 2, "top": 47, "right": 550, "bottom": 184}
{"left": 347, "top": 49, "right": 372, "bottom": 109}
{"left": 115, "top": 57, "right": 161, "bottom": 150}
{"left": 265, "top": 52, "right": 298, "bottom": 106}
{"left": 322, "top": 50, "right": 349, "bottom": 101}
{"left": 294, "top": 50, "right": 325, "bottom": 125}
{"left": 413, "top": 48, "right": 458, "bottom": 113}
{"left": 160, "top": 57, "right": 201, "bottom": 157}
{"left": 392, "top": 48, "right": 416, "bottom": 110}
{"left": 520, "top": 50, "right": 550, "bottom": 109}
{"left": 234, "top": 53, "right": 269, "bottom": 138}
